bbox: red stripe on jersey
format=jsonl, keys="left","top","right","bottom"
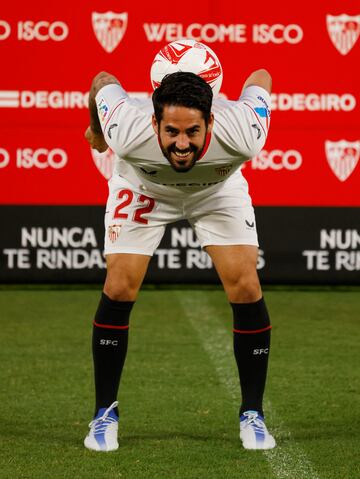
{"left": 243, "top": 102, "right": 268, "bottom": 137}
{"left": 198, "top": 132, "right": 212, "bottom": 161}
{"left": 93, "top": 321, "right": 129, "bottom": 330}
{"left": 104, "top": 99, "right": 126, "bottom": 130}
{"left": 233, "top": 325, "right": 272, "bottom": 334}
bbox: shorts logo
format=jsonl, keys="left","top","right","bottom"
{"left": 108, "top": 224, "right": 122, "bottom": 243}
{"left": 90, "top": 148, "right": 115, "bottom": 179}
{"left": 92, "top": 11, "right": 128, "bottom": 53}
{"left": 325, "top": 140, "right": 360, "bottom": 182}
{"left": 326, "top": 14, "right": 360, "bottom": 55}
{"left": 245, "top": 219, "right": 255, "bottom": 229}
{"left": 215, "top": 164, "right": 232, "bottom": 176}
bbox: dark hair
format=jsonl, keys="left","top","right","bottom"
{"left": 152, "top": 71, "right": 213, "bottom": 124}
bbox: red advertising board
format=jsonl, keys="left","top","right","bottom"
{"left": 1, "top": 0, "right": 359, "bottom": 206}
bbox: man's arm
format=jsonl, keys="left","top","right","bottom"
{"left": 85, "top": 71, "right": 120, "bottom": 152}
{"left": 242, "top": 69, "right": 272, "bottom": 94}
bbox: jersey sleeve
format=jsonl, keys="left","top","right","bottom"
{"left": 95, "top": 84, "right": 153, "bottom": 157}
{"left": 214, "top": 85, "right": 271, "bottom": 158}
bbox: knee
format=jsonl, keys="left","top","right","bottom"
{"left": 103, "top": 275, "right": 138, "bottom": 302}
{"left": 226, "top": 275, "right": 262, "bottom": 303}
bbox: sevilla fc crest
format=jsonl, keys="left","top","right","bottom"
{"left": 91, "top": 148, "right": 115, "bottom": 179}
{"left": 325, "top": 140, "right": 360, "bottom": 182}
{"left": 326, "top": 14, "right": 360, "bottom": 55}
{"left": 92, "top": 11, "right": 128, "bottom": 53}
{"left": 108, "top": 225, "right": 122, "bottom": 243}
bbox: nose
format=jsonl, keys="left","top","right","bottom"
{"left": 175, "top": 133, "right": 190, "bottom": 151}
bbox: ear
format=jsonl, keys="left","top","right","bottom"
{"left": 207, "top": 112, "right": 214, "bottom": 133}
{"left": 152, "top": 114, "right": 159, "bottom": 135}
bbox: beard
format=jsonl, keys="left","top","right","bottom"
{"left": 159, "top": 139, "right": 205, "bottom": 173}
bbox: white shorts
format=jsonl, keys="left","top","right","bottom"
{"left": 104, "top": 174, "right": 258, "bottom": 256}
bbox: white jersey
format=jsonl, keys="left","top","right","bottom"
{"left": 96, "top": 83, "right": 271, "bottom": 193}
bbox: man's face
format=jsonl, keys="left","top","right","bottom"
{"left": 152, "top": 105, "right": 214, "bottom": 173}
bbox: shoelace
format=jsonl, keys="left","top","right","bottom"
{"left": 89, "top": 401, "right": 119, "bottom": 432}
{"left": 242, "top": 412, "right": 266, "bottom": 432}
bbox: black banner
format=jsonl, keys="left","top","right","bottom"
{"left": 0, "top": 206, "right": 359, "bottom": 284}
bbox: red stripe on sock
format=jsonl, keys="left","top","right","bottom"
{"left": 93, "top": 321, "right": 129, "bottom": 330}
{"left": 233, "top": 325, "right": 272, "bottom": 334}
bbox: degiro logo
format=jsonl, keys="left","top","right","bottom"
{"left": 0, "top": 90, "right": 88, "bottom": 108}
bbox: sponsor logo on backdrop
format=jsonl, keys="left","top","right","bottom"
{"left": 0, "top": 90, "right": 88, "bottom": 109}
{"left": 0, "top": 20, "right": 68, "bottom": 41}
{"left": 271, "top": 93, "right": 356, "bottom": 111}
{"left": 0, "top": 20, "right": 11, "bottom": 40}
{"left": 9, "top": 90, "right": 355, "bottom": 112}
{"left": 3, "top": 227, "right": 105, "bottom": 270}
{"left": 245, "top": 150, "right": 303, "bottom": 171}
{"left": 0, "top": 148, "right": 68, "bottom": 169}
{"left": 326, "top": 14, "right": 360, "bottom": 55}
{"left": 0, "top": 148, "right": 10, "bottom": 168}
{"left": 303, "top": 229, "right": 360, "bottom": 272}
{"left": 92, "top": 11, "right": 128, "bottom": 53}
{"left": 91, "top": 148, "right": 114, "bottom": 179}
{"left": 143, "top": 23, "right": 303, "bottom": 44}
{"left": 325, "top": 140, "right": 360, "bottom": 181}
{"left": 154, "top": 226, "right": 265, "bottom": 270}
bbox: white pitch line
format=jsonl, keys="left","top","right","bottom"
{"left": 177, "top": 294, "right": 320, "bottom": 479}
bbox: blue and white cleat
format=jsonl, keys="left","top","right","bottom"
{"left": 84, "top": 401, "right": 119, "bottom": 451}
{"left": 240, "top": 410, "right": 276, "bottom": 450}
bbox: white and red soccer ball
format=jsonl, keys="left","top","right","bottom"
{"left": 150, "top": 38, "right": 223, "bottom": 96}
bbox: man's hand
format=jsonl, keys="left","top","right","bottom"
{"left": 85, "top": 126, "right": 108, "bottom": 153}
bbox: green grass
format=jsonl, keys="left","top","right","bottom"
{"left": 0, "top": 289, "right": 359, "bottom": 479}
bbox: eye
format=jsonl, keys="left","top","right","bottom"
{"left": 187, "top": 128, "right": 200, "bottom": 137}
{"left": 165, "top": 127, "right": 178, "bottom": 136}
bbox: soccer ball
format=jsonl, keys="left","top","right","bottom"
{"left": 150, "top": 38, "right": 223, "bottom": 96}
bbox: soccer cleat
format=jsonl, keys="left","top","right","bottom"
{"left": 240, "top": 410, "right": 276, "bottom": 450}
{"left": 84, "top": 401, "right": 119, "bottom": 451}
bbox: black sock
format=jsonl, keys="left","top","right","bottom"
{"left": 231, "top": 298, "right": 271, "bottom": 417}
{"left": 92, "top": 292, "right": 134, "bottom": 416}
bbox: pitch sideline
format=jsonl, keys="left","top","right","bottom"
{"left": 177, "top": 294, "right": 320, "bottom": 479}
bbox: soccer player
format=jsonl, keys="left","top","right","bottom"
{"left": 84, "top": 69, "right": 275, "bottom": 451}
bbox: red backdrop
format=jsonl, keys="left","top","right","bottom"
{"left": 1, "top": 0, "right": 359, "bottom": 206}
